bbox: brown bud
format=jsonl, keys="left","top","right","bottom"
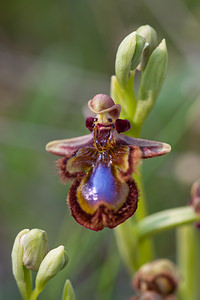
{"left": 133, "top": 259, "right": 179, "bottom": 297}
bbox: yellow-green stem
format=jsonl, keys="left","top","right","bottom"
{"left": 176, "top": 225, "right": 200, "bottom": 300}
{"left": 30, "top": 287, "right": 42, "bottom": 300}
{"left": 110, "top": 73, "right": 136, "bottom": 121}
{"left": 134, "top": 171, "right": 155, "bottom": 266}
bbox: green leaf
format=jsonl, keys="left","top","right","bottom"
{"left": 137, "top": 206, "right": 200, "bottom": 239}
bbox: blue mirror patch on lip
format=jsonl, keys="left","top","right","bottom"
{"left": 82, "top": 164, "right": 117, "bottom": 204}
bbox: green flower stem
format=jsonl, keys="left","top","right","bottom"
{"left": 176, "top": 225, "right": 200, "bottom": 300}
{"left": 114, "top": 219, "right": 140, "bottom": 274}
{"left": 111, "top": 26, "right": 168, "bottom": 274}
{"left": 110, "top": 73, "right": 136, "bottom": 121}
{"left": 137, "top": 206, "right": 200, "bottom": 239}
{"left": 134, "top": 171, "right": 148, "bottom": 220}
{"left": 134, "top": 171, "right": 155, "bottom": 266}
{"left": 30, "top": 287, "right": 42, "bottom": 300}
{"left": 114, "top": 166, "right": 155, "bottom": 273}
{"left": 111, "top": 67, "right": 155, "bottom": 272}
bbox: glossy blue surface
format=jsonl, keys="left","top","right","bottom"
{"left": 82, "top": 163, "right": 117, "bottom": 204}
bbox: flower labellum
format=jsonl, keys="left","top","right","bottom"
{"left": 46, "top": 94, "right": 171, "bottom": 231}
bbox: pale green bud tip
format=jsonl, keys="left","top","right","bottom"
{"left": 136, "top": 25, "right": 158, "bottom": 71}
{"left": 115, "top": 31, "right": 146, "bottom": 87}
{"left": 20, "top": 228, "right": 48, "bottom": 272}
{"left": 62, "top": 280, "right": 76, "bottom": 300}
{"left": 35, "top": 245, "right": 68, "bottom": 291}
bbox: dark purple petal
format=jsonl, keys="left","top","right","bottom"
{"left": 85, "top": 117, "right": 95, "bottom": 132}
{"left": 115, "top": 119, "right": 131, "bottom": 133}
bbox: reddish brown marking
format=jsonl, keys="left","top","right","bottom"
{"left": 120, "top": 146, "right": 142, "bottom": 180}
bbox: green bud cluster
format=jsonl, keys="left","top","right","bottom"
{"left": 112, "top": 24, "right": 168, "bottom": 137}
{"left": 11, "top": 229, "right": 73, "bottom": 300}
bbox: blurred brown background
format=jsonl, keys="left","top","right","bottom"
{"left": 1, "top": 1, "right": 200, "bottom": 299}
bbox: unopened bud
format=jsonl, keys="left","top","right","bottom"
{"left": 137, "top": 39, "right": 167, "bottom": 102}
{"left": 11, "top": 229, "right": 32, "bottom": 300}
{"left": 21, "top": 228, "right": 48, "bottom": 272}
{"left": 133, "top": 259, "right": 179, "bottom": 297}
{"left": 133, "top": 39, "right": 168, "bottom": 127}
{"left": 136, "top": 25, "right": 158, "bottom": 71}
{"left": 35, "top": 245, "right": 68, "bottom": 291}
{"left": 62, "top": 279, "right": 76, "bottom": 300}
{"left": 115, "top": 31, "right": 146, "bottom": 87}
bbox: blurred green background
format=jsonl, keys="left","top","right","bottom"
{"left": 1, "top": 0, "right": 200, "bottom": 299}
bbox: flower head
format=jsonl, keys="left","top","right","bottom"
{"left": 46, "top": 94, "right": 171, "bottom": 231}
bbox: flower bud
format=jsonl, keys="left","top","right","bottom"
{"left": 115, "top": 31, "right": 146, "bottom": 87}
{"left": 11, "top": 229, "right": 32, "bottom": 299}
{"left": 21, "top": 228, "right": 48, "bottom": 272}
{"left": 136, "top": 25, "right": 158, "bottom": 71}
{"left": 137, "top": 39, "right": 167, "bottom": 102}
{"left": 35, "top": 245, "right": 68, "bottom": 291}
{"left": 133, "top": 39, "right": 168, "bottom": 127}
{"left": 133, "top": 259, "right": 179, "bottom": 297}
{"left": 62, "top": 279, "right": 76, "bottom": 300}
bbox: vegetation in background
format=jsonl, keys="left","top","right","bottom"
{"left": 1, "top": 1, "right": 200, "bottom": 299}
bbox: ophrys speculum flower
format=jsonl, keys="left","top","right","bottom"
{"left": 46, "top": 94, "right": 171, "bottom": 231}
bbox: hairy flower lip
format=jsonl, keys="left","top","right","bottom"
{"left": 68, "top": 178, "right": 138, "bottom": 231}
